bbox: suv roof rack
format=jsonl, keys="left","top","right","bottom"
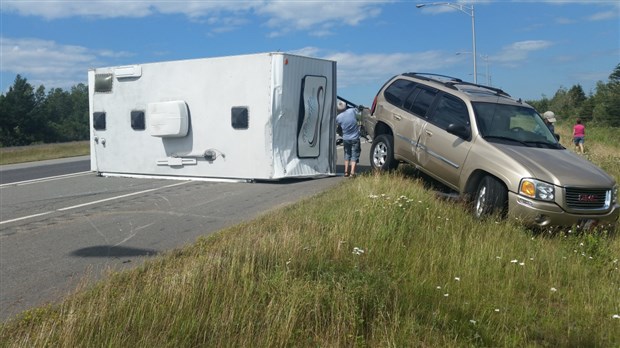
{"left": 403, "top": 72, "right": 511, "bottom": 98}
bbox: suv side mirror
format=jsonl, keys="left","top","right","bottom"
{"left": 447, "top": 123, "right": 470, "bottom": 139}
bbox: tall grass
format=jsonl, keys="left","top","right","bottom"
{"left": 1, "top": 168, "right": 618, "bottom": 347}
{"left": 555, "top": 124, "right": 620, "bottom": 178}
{"left": 0, "top": 141, "right": 89, "bottom": 165}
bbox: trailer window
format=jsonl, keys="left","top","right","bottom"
{"left": 131, "top": 110, "right": 145, "bottom": 130}
{"left": 93, "top": 112, "right": 106, "bottom": 130}
{"left": 231, "top": 107, "right": 249, "bottom": 129}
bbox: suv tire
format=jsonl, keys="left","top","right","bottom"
{"left": 370, "top": 134, "right": 399, "bottom": 171}
{"left": 474, "top": 176, "right": 507, "bottom": 219}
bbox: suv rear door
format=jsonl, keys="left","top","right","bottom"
{"left": 380, "top": 79, "right": 428, "bottom": 164}
{"left": 416, "top": 92, "right": 473, "bottom": 190}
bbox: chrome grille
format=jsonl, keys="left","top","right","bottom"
{"left": 565, "top": 187, "right": 610, "bottom": 210}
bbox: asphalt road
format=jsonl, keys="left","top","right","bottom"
{"left": 0, "top": 142, "right": 372, "bottom": 321}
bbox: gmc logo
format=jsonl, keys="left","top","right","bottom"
{"left": 578, "top": 194, "right": 598, "bottom": 202}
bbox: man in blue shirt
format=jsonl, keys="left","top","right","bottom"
{"left": 336, "top": 101, "right": 361, "bottom": 177}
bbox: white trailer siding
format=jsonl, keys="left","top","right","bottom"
{"left": 88, "top": 52, "right": 337, "bottom": 181}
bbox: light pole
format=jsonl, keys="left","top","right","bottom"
{"left": 456, "top": 52, "right": 489, "bottom": 86}
{"left": 416, "top": 2, "right": 477, "bottom": 84}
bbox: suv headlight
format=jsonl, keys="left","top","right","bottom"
{"left": 519, "top": 179, "right": 555, "bottom": 201}
{"left": 613, "top": 185, "right": 618, "bottom": 205}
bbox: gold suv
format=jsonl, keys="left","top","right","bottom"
{"left": 362, "top": 73, "right": 618, "bottom": 228}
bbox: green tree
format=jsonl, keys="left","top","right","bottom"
{"left": 588, "top": 64, "right": 620, "bottom": 127}
{"left": 42, "top": 87, "right": 73, "bottom": 142}
{"left": 63, "top": 83, "right": 89, "bottom": 141}
{"left": 0, "top": 75, "right": 37, "bottom": 146}
{"left": 526, "top": 96, "right": 550, "bottom": 115}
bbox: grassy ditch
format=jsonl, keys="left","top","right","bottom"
{"left": 1, "top": 128, "right": 618, "bottom": 347}
{"left": 0, "top": 141, "right": 89, "bottom": 165}
{"left": 1, "top": 178, "right": 619, "bottom": 346}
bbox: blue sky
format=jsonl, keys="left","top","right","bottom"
{"left": 1, "top": 0, "right": 618, "bottom": 106}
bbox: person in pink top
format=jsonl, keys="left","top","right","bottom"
{"left": 573, "top": 118, "right": 585, "bottom": 154}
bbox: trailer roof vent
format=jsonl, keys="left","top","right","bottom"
{"left": 94, "top": 74, "right": 113, "bottom": 93}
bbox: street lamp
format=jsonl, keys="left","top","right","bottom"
{"left": 456, "top": 52, "right": 490, "bottom": 86}
{"left": 416, "top": 2, "right": 477, "bottom": 84}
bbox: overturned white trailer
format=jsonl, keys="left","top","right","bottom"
{"left": 88, "top": 52, "right": 337, "bottom": 181}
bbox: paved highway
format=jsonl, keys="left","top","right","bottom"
{"left": 0, "top": 142, "right": 372, "bottom": 321}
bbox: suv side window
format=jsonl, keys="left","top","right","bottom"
{"left": 430, "top": 93, "right": 469, "bottom": 129}
{"left": 384, "top": 79, "right": 417, "bottom": 107}
{"left": 404, "top": 86, "right": 438, "bottom": 117}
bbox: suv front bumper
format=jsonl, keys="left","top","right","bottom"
{"left": 508, "top": 192, "right": 619, "bottom": 228}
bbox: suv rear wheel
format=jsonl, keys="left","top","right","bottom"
{"left": 474, "top": 176, "right": 507, "bottom": 218}
{"left": 370, "top": 134, "right": 399, "bottom": 171}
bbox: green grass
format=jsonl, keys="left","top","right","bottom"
{"left": 1, "top": 132, "right": 619, "bottom": 347}
{"left": 555, "top": 124, "right": 620, "bottom": 177}
{"left": 0, "top": 141, "right": 89, "bottom": 165}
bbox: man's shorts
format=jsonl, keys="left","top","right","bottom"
{"left": 343, "top": 139, "right": 361, "bottom": 162}
{"left": 573, "top": 136, "right": 584, "bottom": 145}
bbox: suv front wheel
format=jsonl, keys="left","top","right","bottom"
{"left": 370, "top": 134, "right": 399, "bottom": 171}
{"left": 474, "top": 176, "right": 507, "bottom": 219}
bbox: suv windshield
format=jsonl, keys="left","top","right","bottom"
{"left": 473, "top": 102, "right": 561, "bottom": 148}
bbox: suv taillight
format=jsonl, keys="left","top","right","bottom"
{"left": 370, "top": 94, "right": 378, "bottom": 115}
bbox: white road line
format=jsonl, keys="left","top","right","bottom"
{"left": 0, "top": 181, "right": 191, "bottom": 225}
{"left": 0, "top": 171, "right": 92, "bottom": 188}
{"left": 0, "top": 211, "right": 54, "bottom": 225}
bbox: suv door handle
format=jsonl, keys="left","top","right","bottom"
{"left": 393, "top": 114, "right": 402, "bottom": 120}
{"left": 425, "top": 130, "right": 433, "bottom": 136}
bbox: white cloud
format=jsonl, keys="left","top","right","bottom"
{"left": 2, "top": 0, "right": 385, "bottom": 36}
{"left": 1, "top": 0, "right": 256, "bottom": 20}
{"left": 258, "top": 1, "right": 384, "bottom": 37}
{"left": 1, "top": 37, "right": 133, "bottom": 89}
{"left": 587, "top": 11, "right": 616, "bottom": 21}
{"left": 493, "top": 40, "right": 553, "bottom": 66}
{"left": 1, "top": 1, "right": 156, "bottom": 19}
{"left": 290, "top": 47, "right": 460, "bottom": 88}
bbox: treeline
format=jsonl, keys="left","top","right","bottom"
{"left": 526, "top": 63, "right": 620, "bottom": 127}
{"left": 0, "top": 75, "right": 89, "bottom": 147}
{"left": 1, "top": 64, "right": 619, "bottom": 147}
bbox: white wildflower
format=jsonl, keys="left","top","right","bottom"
{"left": 454, "top": 277, "right": 460, "bottom": 281}
{"left": 444, "top": 293, "right": 449, "bottom": 297}
{"left": 519, "top": 262, "right": 525, "bottom": 266}
{"left": 612, "top": 314, "right": 620, "bottom": 319}
{"left": 550, "top": 287, "right": 557, "bottom": 292}
{"left": 352, "top": 247, "right": 364, "bottom": 255}
{"left": 495, "top": 309, "right": 500, "bottom": 312}
{"left": 510, "top": 259, "right": 518, "bottom": 263}
{"left": 470, "top": 320, "right": 477, "bottom": 325}
{"left": 436, "top": 286, "right": 441, "bottom": 289}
